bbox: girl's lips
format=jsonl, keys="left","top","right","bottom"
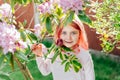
{"left": 64, "top": 41, "right": 73, "bottom": 43}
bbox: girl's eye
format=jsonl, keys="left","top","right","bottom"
{"left": 71, "top": 32, "right": 77, "bottom": 35}
{"left": 62, "top": 31, "right": 66, "bottom": 35}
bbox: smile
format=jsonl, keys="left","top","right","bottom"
{"left": 64, "top": 41, "right": 73, "bottom": 43}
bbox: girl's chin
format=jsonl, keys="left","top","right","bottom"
{"left": 64, "top": 44, "right": 74, "bottom": 48}
{"left": 64, "top": 43, "right": 79, "bottom": 49}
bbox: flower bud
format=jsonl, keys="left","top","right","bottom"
{"left": 56, "top": 39, "right": 63, "bottom": 47}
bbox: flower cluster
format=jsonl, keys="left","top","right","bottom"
{"left": 37, "top": 0, "right": 83, "bottom": 15}
{"left": 0, "top": 3, "right": 27, "bottom": 54}
{"left": 34, "top": 24, "right": 43, "bottom": 38}
{"left": 38, "top": 1, "right": 53, "bottom": 14}
{"left": 0, "top": 22, "right": 27, "bottom": 54}
{"left": 0, "top": 3, "right": 12, "bottom": 21}
{"left": 59, "top": 0, "right": 83, "bottom": 14}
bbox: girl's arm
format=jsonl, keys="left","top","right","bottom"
{"left": 76, "top": 49, "right": 95, "bottom": 80}
{"left": 32, "top": 44, "right": 52, "bottom": 76}
{"left": 83, "top": 52, "right": 95, "bottom": 80}
{"left": 36, "top": 56, "right": 52, "bottom": 76}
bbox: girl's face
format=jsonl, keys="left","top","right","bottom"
{"left": 60, "top": 25, "right": 80, "bottom": 48}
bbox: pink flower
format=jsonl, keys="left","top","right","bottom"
{"left": 41, "top": 44, "right": 48, "bottom": 54}
{"left": 34, "top": 24, "right": 43, "bottom": 38}
{"left": 0, "top": 3, "right": 12, "bottom": 19}
{"left": 16, "top": 40, "right": 27, "bottom": 49}
{"left": 59, "top": 0, "right": 83, "bottom": 14}
{"left": 0, "top": 22, "right": 26, "bottom": 54}
{"left": 59, "top": 0, "right": 71, "bottom": 11}
{"left": 38, "top": 1, "right": 53, "bottom": 14}
{"left": 56, "top": 39, "right": 63, "bottom": 47}
{"left": 50, "top": 0, "right": 59, "bottom": 4}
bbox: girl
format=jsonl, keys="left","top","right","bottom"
{"left": 32, "top": 16, "right": 95, "bottom": 80}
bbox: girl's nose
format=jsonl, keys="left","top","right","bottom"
{"left": 66, "top": 34, "right": 72, "bottom": 40}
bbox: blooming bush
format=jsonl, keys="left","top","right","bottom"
{"left": 0, "top": 3, "right": 34, "bottom": 80}
{"left": 59, "top": 0, "right": 83, "bottom": 14}
{"left": 0, "top": 3, "right": 12, "bottom": 20}
{"left": 89, "top": 0, "right": 120, "bottom": 53}
{"left": 0, "top": 22, "right": 26, "bottom": 54}
{"left": 38, "top": 1, "right": 53, "bottom": 14}
{"left": 0, "top": 0, "right": 119, "bottom": 80}
{"left": 0, "top": 3, "right": 27, "bottom": 54}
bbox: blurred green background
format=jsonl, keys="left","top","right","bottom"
{"left": 1, "top": 51, "right": 120, "bottom": 80}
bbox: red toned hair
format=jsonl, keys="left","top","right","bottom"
{"left": 54, "top": 16, "right": 89, "bottom": 50}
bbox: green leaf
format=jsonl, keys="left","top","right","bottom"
{"left": 65, "top": 62, "right": 70, "bottom": 72}
{"left": 56, "top": 8, "right": 62, "bottom": 17}
{"left": 51, "top": 49, "right": 60, "bottom": 63}
{"left": 61, "top": 60, "right": 67, "bottom": 65}
{"left": 34, "top": 0, "right": 43, "bottom": 3}
{"left": 23, "top": 0, "right": 27, "bottom": 3}
{"left": 25, "top": 45, "right": 31, "bottom": 55}
{"left": 72, "top": 60, "right": 82, "bottom": 72}
{"left": 0, "top": 47, "right": 3, "bottom": 55}
{"left": 64, "top": 54, "right": 69, "bottom": 59}
{"left": 49, "top": 44, "right": 56, "bottom": 53}
{"left": 5, "top": 52, "right": 12, "bottom": 61}
{"left": 0, "top": 73, "right": 11, "bottom": 80}
{"left": 10, "top": 0, "right": 15, "bottom": 13}
{"left": 72, "top": 64, "right": 79, "bottom": 73}
{"left": 42, "top": 37, "right": 53, "bottom": 48}
{"left": 72, "top": 60, "right": 82, "bottom": 68}
{"left": 15, "top": 51, "right": 28, "bottom": 62}
{"left": 78, "top": 11, "right": 92, "bottom": 25}
{"left": 27, "top": 54, "right": 35, "bottom": 60}
{"left": 10, "top": 54, "right": 14, "bottom": 70}
{"left": 0, "top": 54, "right": 5, "bottom": 66}
{"left": 59, "top": 52, "right": 64, "bottom": 60}
{"left": 25, "top": 45, "right": 35, "bottom": 60}
{"left": 116, "top": 33, "right": 120, "bottom": 40}
{"left": 17, "top": 0, "right": 22, "bottom": 4}
{"left": 57, "top": 8, "right": 61, "bottom": 16}
{"left": 62, "top": 46, "right": 72, "bottom": 52}
{"left": 28, "top": 32, "right": 38, "bottom": 41}
{"left": 23, "top": 20, "right": 27, "bottom": 27}
{"left": 20, "top": 30, "right": 26, "bottom": 41}
{"left": 46, "top": 17, "right": 52, "bottom": 33}
{"left": 64, "top": 11, "right": 74, "bottom": 26}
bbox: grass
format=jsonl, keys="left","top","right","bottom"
{"left": 91, "top": 53, "right": 120, "bottom": 80}
{"left": 2, "top": 60, "right": 53, "bottom": 80}
{"left": 1, "top": 52, "right": 120, "bottom": 80}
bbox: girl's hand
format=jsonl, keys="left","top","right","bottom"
{"left": 31, "top": 44, "right": 42, "bottom": 57}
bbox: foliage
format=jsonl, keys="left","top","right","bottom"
{"left": 1, "top": 0, "right": 120, "bottom": 80}
{"left": 89, "top": 0, "right": 120, "bottom": 53}
{"left": 91, "top": 53, "right": 120, "bottom": 80}
{"left": 1, "top": 52, "right": 120, "bottom": 80}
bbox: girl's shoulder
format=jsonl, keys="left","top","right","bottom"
{"left": 77, "top": 47, "right": 91, "bottom": 59}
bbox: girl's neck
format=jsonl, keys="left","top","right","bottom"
{"left": 71, "top": 44, "right": 80, "bottom": 54}
{"left": 71, "top": 44, "right": 79, "bottom": 50}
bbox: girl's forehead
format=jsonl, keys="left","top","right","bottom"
{"left": 62, "top": 25, "right": 79, "bottom": 31}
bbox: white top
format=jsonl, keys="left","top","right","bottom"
{"left": 36, "top": 45, "right": 95, "bottom": 80}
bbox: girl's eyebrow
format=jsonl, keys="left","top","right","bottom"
{"left": 71, "top": 30, "right": 79, "bottom": 32}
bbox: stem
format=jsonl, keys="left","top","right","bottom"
{"left": 14, "top": 56, "right": 34, "bottom": 80}
{"left": 41, "top": 32, "right": 48, "bottom": 42}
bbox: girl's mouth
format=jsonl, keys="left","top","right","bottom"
{"left": 64, "top": 41, "right": 73, "bottom": 43}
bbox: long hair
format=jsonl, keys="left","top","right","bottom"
{"left": 54, "top": 15, "right": 88, "bottom": 50}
